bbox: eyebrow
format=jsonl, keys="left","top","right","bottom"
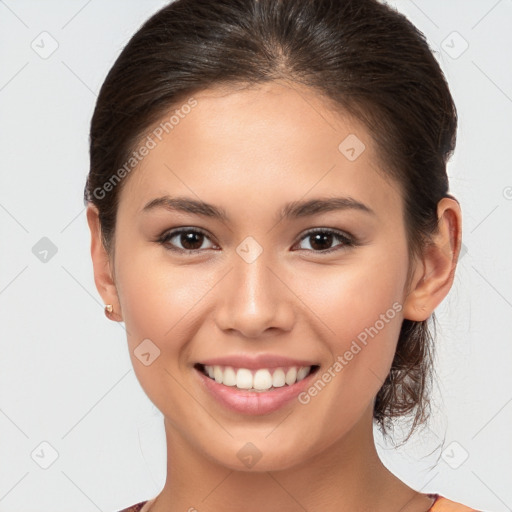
{"left": 141, "top": 195, "right": 375, "bottom": 222}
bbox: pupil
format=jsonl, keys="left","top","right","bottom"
{"left": 181, "top": 232, "right": 203, "bottom": 250}
{"left": 311, "top": 233, "right": 332, "bottom": 251}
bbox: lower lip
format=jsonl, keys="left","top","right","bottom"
{"left": 195, "top": 367, "right": 318, "bottom": 415}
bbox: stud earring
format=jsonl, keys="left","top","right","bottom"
{"left": 104, "top": 304, "right": 113, "bottom": 315}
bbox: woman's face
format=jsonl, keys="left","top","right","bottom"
{"left": 105, "top": 81, "right": 417, "bottom": 470}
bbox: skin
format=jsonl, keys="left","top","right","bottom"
{"left": 87, "top": 80, "right": 462, "bottom": 512}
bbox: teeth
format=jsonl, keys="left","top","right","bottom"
{"left": 272, "top": 368, "right": 286, "bottom": 388}
{"left": 213, "top": 366, "right": 223, "bottom": 383}
{"left": 285, "top": 367, "right": 297, "bottom": 385}
{"left": 236, "top": 368, "right": 253, "bottom": 389}
{"left": 296, "top": 366, "right": 310, "bottom": 381}
{"left": 202, "top": 365, "right": 313, "bottom": 391}
{"left": 223, "top": 366, "right": 237, "bottom": 386}
{"left": 253, "top": 369, "right": 273, "bottom": 390}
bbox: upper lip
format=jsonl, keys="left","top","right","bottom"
{"left": 196, "top": 354, "right": 319, "bottom": 369}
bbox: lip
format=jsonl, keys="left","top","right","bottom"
{"left": 194, "top": 364, "right": 320, "bottom": 415}
{"left": 197, "top": 353, "right": 318, "bottom": 370}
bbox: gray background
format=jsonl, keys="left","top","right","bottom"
{"left": 0, "top": 1, "right": 511, "bottom": 511}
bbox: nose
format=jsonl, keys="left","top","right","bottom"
{"left": 214, "top": 248, "right": 295, "bottom": 339}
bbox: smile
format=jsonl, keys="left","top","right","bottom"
{"left": 194, "top": 362, "right": 321, "bottom": 415}
{"left": 196, "top": 363, "right": 319, "bottom": 391}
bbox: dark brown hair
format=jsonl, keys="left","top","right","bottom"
{"left": 84, "top": 0, "right": 457, "bottom": 438}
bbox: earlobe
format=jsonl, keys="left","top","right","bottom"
{"left": 86, "top": 204, "right": 123, "bottom": 322}
{"left": 402, "top": 197, "right": 462, "bottom": 322}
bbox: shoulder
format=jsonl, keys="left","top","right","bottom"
{"left": 430, "top": 494, "right": 484, "bottom": 511}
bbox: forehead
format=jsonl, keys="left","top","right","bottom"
{"left": 118, "top": 81, "right": 402, "bottom": 224}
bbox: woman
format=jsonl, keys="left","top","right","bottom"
{"left": 84, "top": 0, "right": 478, "bottom": 510}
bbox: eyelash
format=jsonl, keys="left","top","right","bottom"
{"left": 156, "top": 227, "right": 358, "bottom": 255}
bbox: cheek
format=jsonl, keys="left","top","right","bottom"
{"left": 113, "top": 252, "right": 211, "bottom": 413}
{"left": 300, "top": 249, "right": 406, "bottom": 336}
{"left": 297, "top": 251, "right": 407, "bottom": 391}
{"left": 114, "top": 245, "right": 216, "bottom": 362}
{"left": 291, "top": 260, "right": 405, "bottom": 443}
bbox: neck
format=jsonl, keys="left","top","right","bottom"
{"left": 150, "top": 407, "right": 430, "bottom": 512}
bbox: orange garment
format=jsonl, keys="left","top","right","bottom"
{"left": 429, "top": 495, "right": 480, "bottom": 511}
{"left": 117, "top": 493, "right": 481, "bottom": 511}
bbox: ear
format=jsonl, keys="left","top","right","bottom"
{"left": 86, "top": 204, "right": 123, "bottom": 322}
{"left": 402, "top": 197, "right": 462, "bottom": 321}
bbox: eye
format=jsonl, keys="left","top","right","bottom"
{"left": 293, "top": 228, "right": 356, "bottom": 253}
{"left": 157, "top": 226, "right": 357, "bottom": 255}
{"left": 157, "top": 227, "right": 218, "bottom": 254}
